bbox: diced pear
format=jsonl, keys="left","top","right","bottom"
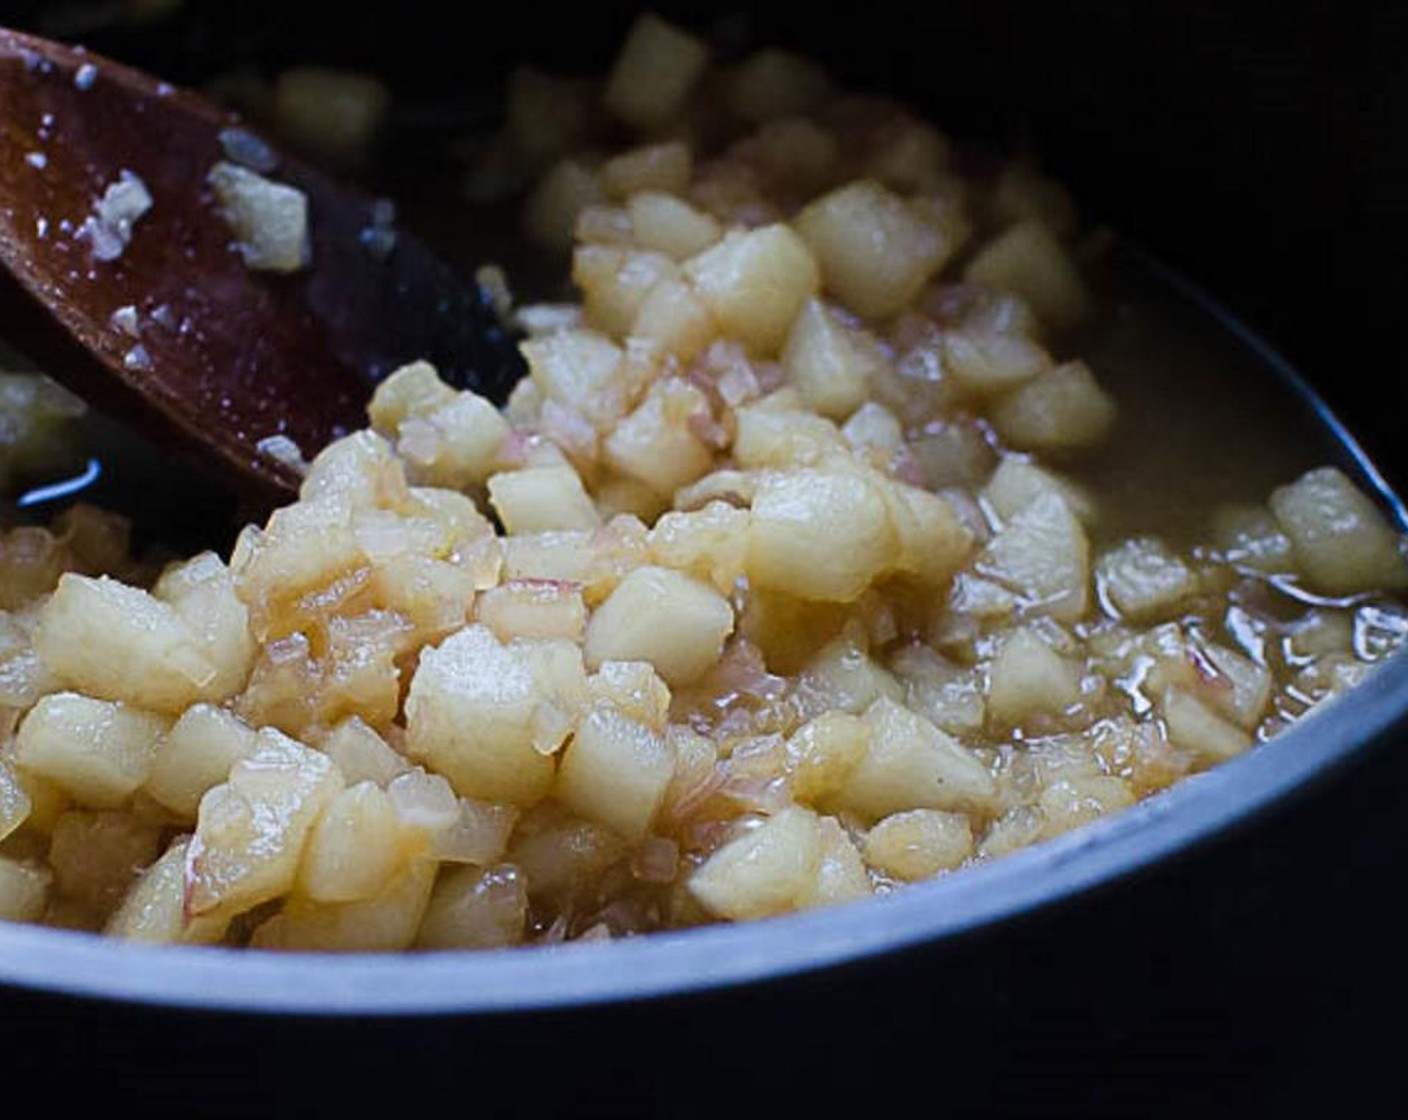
{"left": 941, "top": 330, "right": 1051, "bottom": 396}
{"left": 0, "top": 613, "right": 58, "bottom": 713}
{"left": 828, "top": 697, "right": 995, "bottom": 821}
{"left": 892, "top": 646, "right": 988, "bottom": 736}
{"left": 1038, "top": 774, "right": 1136, "bottom": 838}
{"left": 432, "top": 799, "right": 520, "bottom": 867}
{"left": 984, "top": 457, "right": 1097, "bottom": 526}
{"left": 990, "top": 361, "right": 1116, "bottom": 452}
{"left": 3, "top": 768, "right": 65, "bottom": 837}
{"left": 603, "top": 13, "right": 710, "bottom": 130}
{"left": 785, "top": 711, "right": 870, "bottom": 803}
{"left": 298, "top": 781, "right": 408, "bottom": 903}
{"left": 523, "top": 158, "right": 604, "bottom": 254}
{"left": 648, "top": 503, "right": 751, "bottom": 594}
{"left": 1201, "top": 644, "right": 1272, "bottom": 730}
{"left": 106, "top": 839, "right": 227, "bottom": 944}
{"left": 684, "top": 224, "right": 820, "bottom": 356}
{"left": 674, "top": 468, "right": 759, "bottom": 512}
{"left": 1285, "top": 609, "right": 1354, "bottom": 660}
{"left": 0, "top": 856, "right": 50, "bottom": 923}
{"left": 794, "top": 180, "right": 951, "bottom": 319}
{"left": 500, "top": 532, "right": 591, "bottom": 585}
{"left": 688, "top": 806, "right": 826, "bottom": 920}
{"left": 208, "top": 162, "right": 308, "bottom": 273}
{"left": 377, "top": 373, "right": 512, "bottom": 490}
{"left": 584, "top": 566, "right": 733, "bottom": 686}
{"left": 979, "top": 807, "right": 1045, "bottom": 861}
{"left": 628, "top": 192, "right": 722, "bottom": 260}
{"left": 725, "top": 48, "right": 832, "bottom": 123}
{"left": 478, "top": 580, "right": 588, "bottom": 643}
{"left": 321, "top": 717, "right": 412, "bottom": 787}
{"left": 153, "top": 552, "right": 256, "bottom": 703}
{"left": 185, "top": 728, "right": 344, "bottom": 921}
{"left": 264, "top": 859, "right": 436, "bottom": 952}
{"left": 575, "top": 200, "right": 634, "bottom": 244}
{"left": 1161, "top": 688, "right": 1251, "bottom": 763}
{"left": 15, "top": 693, "right": 168, "bottom": 809}
{"left": 630, "top": 277, "right": 715, "bottom": 362}
{"left": 1, "top": 758, "right": 32, "bottom": 842}
{"left": 429, "top": 388, "right": 516, "bottom": 482}
{"left": 500, "top": 518, "right": 649, "bottom": 602}
{"left": 882, "top": 484, "right": 975, "bottom": 586}
{"left": 586, "top": 661, "right": 673, "bottom": 730}
{"left": 145, "top": 703, "right": 258, "bottom": 820}
{"left": 798, "top": 634, "right": 904, "bottom": 715}
{"left": 976, "top": 490, "right": 1090, "bottom": 622}
{"left": 574, "top": 245, "right": 680, "bottom": 339}
{"left": 964, "top": 219, "right": 1091, "bottom": 331}
{"left": 507, "top": 814, "right": 627, "bottom": 899}
{"left": 366, "top": 358, "right": 466, "bottom": 434}
{"left": 985, "top": 628, "right": 1083, "bottom": 725}
{"left": 386, "top": 768, "right": 462, "bottom": 836}
{"left": 1269, "top": 467, "right": 1408, "bottom": 595}
{"left": 416, "top": 864, "right": 527, "bottom": 949}
{"left": 1096, "top": 537, "right": 1197, "bottom": 622}
{"left": 513, "top": 637, "right": 590, "bottom": 728}
{"left": 796, "top": 816, "right": 871, "bottom": 908}
{"left": 781, "top": 299, "right": 886, "bottom": 419}
{"left": 488, "top": 466, "right": 601, "bottom": 533}
{"left": 602, "top": 140, "right": 693, "bottom": 199}
{"left": 35, "top": 574, "right": 215, "bottom": 712}
{"left": 603, "top": 379, "right": 715, "bottom": 495}
{"left": 1210, "top": 504, "right": 1294, "bottom": 573}
{"left": 555, "top": 705, "right": 676, "bottom": 839}
{"left": 842, "top": 402, "right": 903, "bottom": 456}
{"left": 295, "top": 428, "right": 406, "bottom": 507}
{"left": 228, "top": 496, "right": 365, "bottom": 637}
{"left": 748, "top": 468, "right": 895, "bottom": 602}
{"left": 732, "top": 403, "right": 846, "bottom": 470}
{"left": 863, "top": 808, "right": 972, "bottom": 880}
{"left": 404, "top": 625, "right": 557, "bottom": 805}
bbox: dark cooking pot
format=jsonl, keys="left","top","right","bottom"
{"left": 1, "top": 1, "right": 1405, "bottom": 1112}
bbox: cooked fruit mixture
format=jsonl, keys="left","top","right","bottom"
{"left": 2, "top": 13, "right": 1406, "bottom": 949}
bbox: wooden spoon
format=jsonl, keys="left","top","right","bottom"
{"left": 0, "top": 27, "right": 523, "bottom": 498}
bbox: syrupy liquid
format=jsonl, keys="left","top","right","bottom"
{"left": 1070, "top": 255, "right": 1333, "bottom": 549}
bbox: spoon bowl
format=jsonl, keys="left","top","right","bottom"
{"left": 0, "top": 28, "right": 521, "bottom": 497}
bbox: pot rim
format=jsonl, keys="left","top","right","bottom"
{"left": 3, "top": 259, "right": 1405, "bottom": 1016}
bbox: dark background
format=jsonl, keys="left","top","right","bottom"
{"left": 2, "top": 1, "right": 1406, "bottom": 1113}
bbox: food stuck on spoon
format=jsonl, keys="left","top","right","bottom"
{"left": 0, "top": 27, "right": 523, "bottom": 497}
